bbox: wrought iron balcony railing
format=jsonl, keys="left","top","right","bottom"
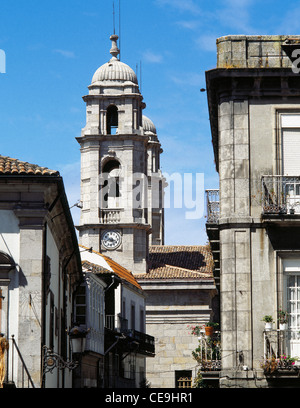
{"left": 206, "top": 189, "right": 220, "bottom": 223}
{"left": 193, "top": 331, "right": 221, "bottom": 371}
{"left": 263, "top": 329, "right": 300, "bottom": 375}
{"left": 262, "top": 175, "right": 300, "bottom": 215}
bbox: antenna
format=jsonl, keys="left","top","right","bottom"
{"left": 113, "top": 0, "right": 116, "bottom": 35}
{"left": 140, "top": 60, "right": 142, "bottom": 92}
{"left": 119, "top": 0, "right": 121, "bottom": 60}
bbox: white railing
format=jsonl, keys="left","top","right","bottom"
{"left": 100, "top": 209, "right": 123, "bottom": 224}
{"left": 193, "top": 331, "right": 221, "bottom": 371}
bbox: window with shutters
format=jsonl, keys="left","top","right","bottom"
{"left": 280, "top": 113, "right": 300, "bottom": 213}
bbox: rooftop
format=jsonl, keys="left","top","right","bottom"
{"left": 216, "top": 35, "right": 300, "bottom": 69}
{"left": 136, "top": 245, "right": 214, "bottom": 280}
{"left": 79, "top": 245, "right": 142, "bottom": 290}
{"left": 0, "top": 155, "right": 59, "bottom": 176}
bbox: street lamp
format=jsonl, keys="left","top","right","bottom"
{"left": 42, "top": 326, "right": 88, "bottom": 380}
{"left": 69, "top": 326, "right": 88, "bottom": 355}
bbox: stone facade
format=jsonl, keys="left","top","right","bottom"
{"left": 0, "top": 156, "right": 82, "bottom": 388}
{"left": 76, "top": 34, "right": 164, "bottom": 275}
{"left": 206, "top": 35, "right": 300, "bottom": 388}
{"left": 136, "top": 245, "right": 217, "bottom": 388}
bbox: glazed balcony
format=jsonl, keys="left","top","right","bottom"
{"left": 262, "top": 175, "right": 300, "bottom": 216}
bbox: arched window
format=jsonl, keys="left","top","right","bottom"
{"left": 102, "top": 159, "right": 121, "bottom": 208}
{"left": 106, "top": 105, "right": 118, "bottom": 135}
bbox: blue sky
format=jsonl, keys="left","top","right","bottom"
{"left": 0, "top": 0, "right": 298, "bottom": 245}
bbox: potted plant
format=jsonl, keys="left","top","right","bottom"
{"left": 204, "top": 321, "right": 219, "bottom": 337}
{"left": 262, "top": 315, "right": 274, "bottom": 331}
{"left": 278, "top": 309, "right": 289, "bottom": 330}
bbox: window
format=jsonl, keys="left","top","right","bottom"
{"left": 75, "top": 285, "right": 86, "bottom": 325}
{"left": 140, "top": 308, "right": 144, "bottom": 333}
{"left": 131, "top": 303, "right": 135, "bottom": 331}
{"left": 106, "top": 105, "right": 118, "bottom": 135}
{"left": 102, "top": 160, "right": 121, "bottom": 208}
{"left": 283, "top": 259, "right": 300, "bottom": 357}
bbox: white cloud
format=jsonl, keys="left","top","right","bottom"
{"left": 143, "top": 50, "right": 163, "bottom": 63}
{"left": 155, "top": 0, "right": 201, "bottom": 15}
{"left": 170, "top": 72, "right": 203, "bottom": 87}
{"left": 53, "top": 49, "right": 76, "bottom": 59}
{"left": 195, "top": 34, "right": 217, "bottom": 52}
{"left": 176, "top": 20, "right": 200, "bottom": 30}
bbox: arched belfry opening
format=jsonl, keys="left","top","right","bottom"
{"left": 106, "top": 105, "right": 118, "bottom": 135}
{"left": 102, "top": 159, "right": 121, "bottom": 208}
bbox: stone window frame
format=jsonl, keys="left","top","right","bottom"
{"left": 274, "top": 108, "right": 300, "bottom": 175}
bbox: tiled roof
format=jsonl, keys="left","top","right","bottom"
{"left": 136, "top": 245, "right": 214, "bottom": 280}
{"left": 79, "top": 245, "right": 142, "bottom": 290}
{"left": 0, "top": 155, "right": 59, "bottom": 176}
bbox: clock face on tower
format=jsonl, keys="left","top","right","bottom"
{"left": 101, "top": 230, "right": 121, "bottom": 250}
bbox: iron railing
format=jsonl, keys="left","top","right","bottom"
{"left": 262, "top": 175, "right": 300, "bottom": 214}
{"left": 193, "top": 331, "right": 221, "bottom": 371}
{"left": 206, "top": 189, "right": 220, "bottom": 223}
{"left": 262, "top": 329, "right": 300, "bottom": 374}
{"left": 4, "top": 335, "right": 35, "bottom": 388}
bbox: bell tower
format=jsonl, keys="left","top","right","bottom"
{"left": 76, "top": 34, "right": 164, "bottom": 274}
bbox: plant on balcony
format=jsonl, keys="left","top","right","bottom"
{"left": 262, "top": 315, "right": 274, "bottom": 331}
{"left": 204, "top": 321, "right": 219, "bottom": 336}
{"left": 187, "top": 324, "right": 205, "bottom": 337}
{"left": 261, "top": 356, "right": 278, "bottom": 374}
{"left": 279, "top": 354, "right": 298, "bottom": 368}
{"left": 278, "top": 309, "right": 289, "bottom": 330}
{"left": 191, "top": 333, "right": 221, "bottom": 372}
{"left": 261, "top": 354, "right": 299, "bottom": 374}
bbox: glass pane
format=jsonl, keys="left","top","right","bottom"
{"left": 290, "top": 288, "right": 296, "bottom": 301}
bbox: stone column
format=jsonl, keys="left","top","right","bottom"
{"left": 14, "top": 207, "right": 47, "bottom": 388}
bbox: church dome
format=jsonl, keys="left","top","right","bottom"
{"left": 91, "top": 34, "right": 138, "bottom": 85}
{"left": 92, "top": 59, "right": 138, "bottom": 84}
{"left": 143, "top": 115, "right": 157, "bottom": 135}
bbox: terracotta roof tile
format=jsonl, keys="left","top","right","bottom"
{"left": 136, "top": 245, "right": 214, "bottom": 280}
{"left": 0, "top": 155, "right": 59, "bottom": 176}
{"left": 79, "top": 245, "right": 142, "bottom": 290}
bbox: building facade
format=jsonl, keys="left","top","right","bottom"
{"left": 0, "top": 155, "right": 82, "bottom": 388}
{"left": 206, "top": 35, "right": 300, "bottom": 387}
{"left": 136, "top": 245, "right": 217, "bottom": 388}
{"left": 78, "top": 246, "right": 154, "bottom": 388}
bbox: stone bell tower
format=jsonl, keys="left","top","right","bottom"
{"left": 76, "top": 34, "right": 164, "bottom": 274}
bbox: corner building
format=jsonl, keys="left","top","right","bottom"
{"left": 206, "top": 35, "right": 300, "bottom": 387}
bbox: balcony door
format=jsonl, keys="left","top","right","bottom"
{"left": 283, "top": 259, "right": 300, "bottom": 357}
{"left": 281, "top": 114, "right": 300, "bottom": 212}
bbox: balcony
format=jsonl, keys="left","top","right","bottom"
{"left": 206, "top": 189, "right": 220, "bottom": 224}
{"left": 262, "top": 175, "right": 300, "bottom": 216}
{"left": 105, "top": 314, "right": 155, "bottom": 357}
{"left": 263, "top": 329, "right": 300, "bottom": 376}
{"left": 100, "top": 208, "right": 123, "bottom": 224}
{"left": 193, "top": 331, "right": 221, "bottom": 372}
{"left": 205, "top": 189, "right": 220, "bottom": 287}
